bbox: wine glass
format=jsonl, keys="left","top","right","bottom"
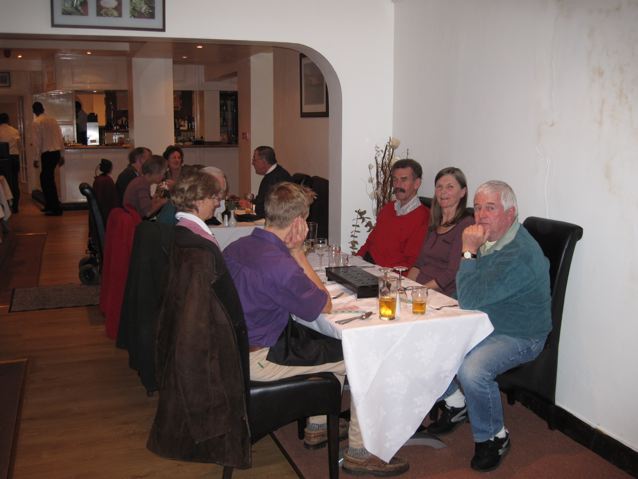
{"left": 315, "top": 238, "right": 328, "bottom": 268}
{"left": 393, "top": 266, "right": 408, "bottom": 290}
{"left": 393, "top": 266, "right": 409, "bottom": 304}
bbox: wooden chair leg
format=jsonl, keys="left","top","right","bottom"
{"left": 222, "top": 466, "right": 233, "bottom": 479}
{"left": 327, "top": 413, "right": 340, "bottom": 479}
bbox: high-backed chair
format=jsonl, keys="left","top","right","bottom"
{"left": 497, "top": 216, "right": 583, "bottom": 428}
{"left": 291, "top": 172, "right": 312, "bottom": 186}
{"left": 100, "top": 206, "right": 141, "bottom": 340}
{"left": 79, "top": 183, "right": 105, "bottom": 284}
{"left": 309, "top": 176, "right": 329, "bottom": 238}
{"left": 223, "top": 334, "right": 342, "bottom": 478}
{"left": 117, "top": 221, "right": 175, "bottom": 395}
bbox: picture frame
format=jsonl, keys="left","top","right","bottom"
{"left": 51, "top": 0, "right": 165, "bottom": 31}
{"left": 299, "top": 54, "right": 329, "bottom": 118}
{"left": 0, "top": 72, "right": 10, "bottom": 88}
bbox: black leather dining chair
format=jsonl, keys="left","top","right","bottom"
{"left": 79, "top": 183, "right": 105, "bottom": 284}
{"left": 309, "top": 176, "right": 329, "bottom": 238}
{"left": 497, "top": 216, "right": 583, "bottom": 428}
{"left": 292, "top": 172, "right": 312, "bottom": 186}
{"left": 223, "top": 317, "right": 342, "bottom": 479}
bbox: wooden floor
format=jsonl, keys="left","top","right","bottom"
{"left": 0, "top": 200, "right": 297, "bottom": 479}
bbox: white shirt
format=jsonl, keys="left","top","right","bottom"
{"left": 0, "top": 123, "right": 21, "bottom": 155}
{"left": 32, "top": 113, "right": 65, "bottom": 157}
{"left": 393, "top": 194, "right": 422, "bottom": 216}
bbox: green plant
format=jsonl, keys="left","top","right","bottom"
{"left": 349, "top": 209, "right": 373, "bottom": 254}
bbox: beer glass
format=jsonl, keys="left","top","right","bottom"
{"left": 378, "top": 275, "right": 399, "bottom": 320}
{"left": 306, "top": 222, "right": 318, "bottom": 246}
{"left": 411, "top": 287, "right": 428, "bottom": 315}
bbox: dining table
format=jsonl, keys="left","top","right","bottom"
{"left": 295, "top": 253, "right": 494, "bottom": 463}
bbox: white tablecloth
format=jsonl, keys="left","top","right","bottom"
{"left": 209, "top": 222, "right": 263, "bottom": 250}
{"left": 296, "top": 255, "right": 494, "bottom": 462}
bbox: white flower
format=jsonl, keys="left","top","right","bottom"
{"left": 389, "top": 137, "right": 401, "bottom": 149}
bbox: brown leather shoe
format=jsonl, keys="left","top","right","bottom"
{"left": 343, "top": 451, "right": 409, "bottom": 476}
{"left": 303, "top": 418, "right": 349, "bottom": 449}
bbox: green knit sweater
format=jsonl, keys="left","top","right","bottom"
{"left": 456, "top": 223, "right": 552, "bottom": 339}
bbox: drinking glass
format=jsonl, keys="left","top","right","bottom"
{"left": 306, "top": 221, "right": 318, "bottom": 249}
{"left": 393, "top": 266, "right": 409, "bottom": 309}
{"left": 411, "top": 287, "right": 428, "bottom": 315}
{"left": 327, "top": 244, "right": 341, "bottom": 267}
{"left": 378, "top": 274, "right": 399, "bottom": 320}
{"left": 315, "top": 237, "right": 328, "bottom": 268}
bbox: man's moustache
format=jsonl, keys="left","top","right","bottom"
{"left": 393, "top": 188, "right": 406, "bottom": 194}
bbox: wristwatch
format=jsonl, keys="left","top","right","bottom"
{"left": 462, "top": 250, "right": 477, "bottom": 259}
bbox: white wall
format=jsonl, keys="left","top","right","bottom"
{"left": 249, "top": 53, "right": 274, "bottom": 195}
{"left": 394, "top": 0, "right": 638, "bottom": 451}
{"left": 0, "top": 0, "right": 395, "bottom": 246}
{"left": 130, "top": 57, "right": 174, "bottom": 154}
{"left": 273, "top": 47, "right": 329, "bottom": 180}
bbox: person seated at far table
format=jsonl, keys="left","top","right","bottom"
{"left": 156, "top": 165, "right": 228, "bottom": 226}
{"left": 427, "top": 180, "right": 551, "bottom": 472}
{"left": 248, "top": 145, "right": 291, "bottom": 218}
{"left": 122, "top": 154, "right": 168, "bottom": 219}
{"left": 357, "top": 158, "right": 430, "bottom": 268}
{"left": 163, "top": 144, "right": 185, "bottom": 184}
{"left": 407, "top": 167, "right": 474, "bottom": 297}
{"left": 92, "top": 158, "right": 118, "bottom": 226}
{"left": 147, "top": 168, "right": 251, "bottom": 466}
{"left": 224, "top": 182, "right": 410, "bottom": 476}
{"left": 115, "top": 146, "right": 152, "bottom": 206}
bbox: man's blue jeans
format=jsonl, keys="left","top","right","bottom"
{"left": 443, "top": 334, "right": 546, "bottom": 442}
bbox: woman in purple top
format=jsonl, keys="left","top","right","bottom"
{"left": 407, "top": 167, "right": 474, "bottom": 297}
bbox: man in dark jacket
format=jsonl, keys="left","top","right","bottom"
{"left": 251, "top": 145, "right": 291, "bottom": 218}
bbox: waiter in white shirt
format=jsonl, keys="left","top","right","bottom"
{"left": 0, "top": 112, "right": 21, "bottom": 213}
{"left": 31, "top": 101, "right": 65, "bottom": 216}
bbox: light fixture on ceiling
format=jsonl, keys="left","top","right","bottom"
{"left": 17, "top": 54, "right": 23, "bottom": 59}
{"left": 86, "top": 50, "right": 92, "bottom": 55}
{"left": 196, "top": 45, "right": 203, "bottom": 49}
{"left": 182, "top": 55, "right": 188, "bottom": 59}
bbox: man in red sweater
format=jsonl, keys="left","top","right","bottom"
{"left": 357, "top": 159, "right": 430, "bottom": 268}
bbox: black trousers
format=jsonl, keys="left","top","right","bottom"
{"left": 40, "top": 150, "right": 62, "bottom": 212}
{"left": 8, "top": 154, "right": 20, "bottom": 212}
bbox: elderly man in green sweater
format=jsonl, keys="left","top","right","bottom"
{"left": 427, "top": 180, "right": 551, "bottom": 472}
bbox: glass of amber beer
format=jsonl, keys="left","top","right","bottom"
{"left": 378, "top": 275, "right": 399, "bottom": 320}
{"left": 411, "top": 287, "right": 428, "bottom": 315}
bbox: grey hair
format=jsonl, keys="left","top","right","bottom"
{"left": 202, "top": 166, "right": 228, "bottom": 193}
{"left": 475, "top": 180, "right": 518, "bottom": 212}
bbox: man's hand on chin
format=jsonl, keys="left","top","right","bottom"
{"left": 462, "top": 224, "right": 488, "bottom": 254}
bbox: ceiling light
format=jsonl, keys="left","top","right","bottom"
{"left": 17, "top": 54, "right": 23, "bottom": 59}
{"left": 86, "top": 51, "right": 92, "bottom": 55}
{"left": 182, "top": 55, "right": 188, "bottom": 59}
{"left": 196, "top": 45, "right": 203, "bottom": 49}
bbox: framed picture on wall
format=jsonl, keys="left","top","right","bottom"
{"left": 51, "top": 0, "right": 165, "bottom": 31}
{"left": 299, "top": 54, "right": 329, "bottom": 117}
{"left": 0, "top": 72, "right": 10, "bottom": 87}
